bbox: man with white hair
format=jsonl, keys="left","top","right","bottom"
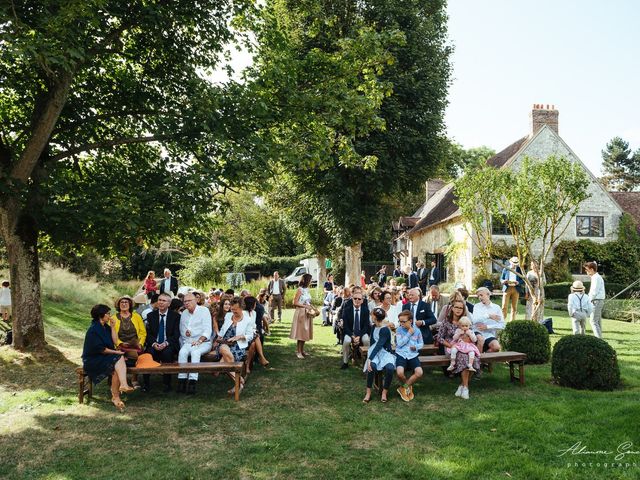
{"left": 401, "top": 287, "right": 437, "bottom": 344}
{"left": 159, "top": 268, "right": 179, "bottom": 296}
{"left": 177, "top": 293, "right": 212, "bottom": 394}
{"left": 471, "top": 287, "right": 504, "bottom": 353}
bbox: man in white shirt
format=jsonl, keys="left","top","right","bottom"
{"left": 177, "top": 293, "right": 213, "bottom": 394}
{"left": 471, "top": 287, "right": 505, "bottom": 353}
{"left": 268, "top": 271, "right": 286, "bottom": 322}
{"left": 584, "top": 261, "right": 605, "bottom": 338}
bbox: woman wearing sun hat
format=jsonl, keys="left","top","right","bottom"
{"left": 567, "top": 280, "right": 593, "bottom": 335}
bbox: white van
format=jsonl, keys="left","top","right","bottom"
{"left": 285, "top": 258, "right": 320, "bottom": 287}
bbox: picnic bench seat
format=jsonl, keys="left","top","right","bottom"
{"left": 359, "top": 344, "right": 438, "bottom": 357}
{"left": 75, "top": 361, "right": 245, "bottom": 403}
{"left": 419, "top": 351, "right": 527, "bottom": 385}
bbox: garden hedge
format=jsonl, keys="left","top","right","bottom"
{"left": 499, "top": 320, "right": 550, "bottom": 364}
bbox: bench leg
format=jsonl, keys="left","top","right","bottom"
{"left": 234, "top": 374, "right": 240, "bottom": 401}
{"left": 509, "top": 362, "right": 515, "bottom": 383}
{"left": 519, "top": 361, "right": 525, "bottom": 386}
{"left": 78, "top": 373, "right": 85, "bottom": 404}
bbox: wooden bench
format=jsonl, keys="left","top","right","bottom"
{"left": 418, "top": 351, "right": 527, "bottom": 385}
{"left": 75, "top": 361, "right": 245, "bottom": 403}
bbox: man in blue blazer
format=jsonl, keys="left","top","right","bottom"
{"left": 500, "top": 256, "right": 525, "bottom": 322}
{"left": 340, "top": 288, "right": 370, "bottom": 369}
{"left": 406, "top": 266, "right": 419, "bottom": 289}
{"left": 402, "top": 288, "right": 437, "bottom": 344}
{"left": 428, "top": 260, "right": 440, "bottom": 286}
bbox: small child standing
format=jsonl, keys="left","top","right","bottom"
{"left": 0, "top": 281, "right": 11, "bottom": 322}
{"left": 567, "top": 281, "right": 593, "bottom": 335}
{"left": 447, "top": 316, "right": 481, "bottom": 373}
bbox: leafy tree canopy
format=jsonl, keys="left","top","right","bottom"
{"left": 601, "top": 136, "right": 640, "bottom": 191}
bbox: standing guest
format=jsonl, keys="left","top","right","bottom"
{"left": 362, "top": 308, "right": 396, "bottom": 403}
{"left": 268, "top": 271, "right": 286, "bottom": 323}
{"left": 159, "top": 268, "right": 179, "bottom": 296}
{"left": 406, "top": 265, "right": 419, "bottom": 289}
{"left": 377, "top": 265, "right": 388, "bottom": 287}
{"left": 428, "top": 260, "right": 440, "bottom": 286}
{"left": 143, "top": 293, "right": 180, "bottom": 392}
{"left": 525, "top": 260, "right": 543, "bottom": 321}
{"left": 395, "top": 310, "right": 424, "bottom": 402}
{"left": 340, "top": 289, "right": 370, "bottom": 369}
{"left": 402, "top": 288, "right": 437, "bottom": 344}
{"left": 436, "top": 298, "right": 478, "bottom": 400}
{"left": 112, "top": 296, "right": 147, "bottom": 381}
{"left": 0, "top": 280, "right": 11, "bottom": 322}
{"left": 584, "top": 261, "right": 605, "bottom": 338}
{"left": 212, "top": 297, "right": 254, "bottom": 394}
{"left": 471, "top": 287, "right": 504, "bottom": 354}
{"left": 290, "top": 273, "right": 315, "bottom": 359}
{"left": 82, "top": 304, "right": 134, "bottom": 411}
{"left": 567, "top": 281, "right": 593, "bottom": 335}
{"left": 392, "top": 265, "right": 402, "bottom": 279}
{"left": 177, "top": 293, "right": 212, "bottom": 395}
{"left": 417, "top": 261, "right": 428, "bottom": 295}
{"left": 143, "top": 271, "right": 158, "bottom": 300}
{"left": 500, "top": 257, "right": 524, "bottom": 322}
{"left": 360, "top": 271, "right": 367, "bottom": 288}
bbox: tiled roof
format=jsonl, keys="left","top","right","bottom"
{"left": 409, "top": 137, "right": 530, "bottom": 235}
{"left": 609, "top": 192, "right": 640, "bottom": 231}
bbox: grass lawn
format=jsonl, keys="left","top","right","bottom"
{"left": 1, "top": 300, "right": 639, "bottom": 480}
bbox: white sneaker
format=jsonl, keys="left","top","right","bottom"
{"left": 455, "top": 385, "right": 463, "bottom": 397}
{"left": 467, "top": 366, "right": 476, "bottom": 372}
{"left": 447, "top": 364, "right": 455, "bottom": 372}
{"left": 461, "top": 387, "right": 469, "bottom": 400}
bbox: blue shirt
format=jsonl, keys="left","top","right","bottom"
{"left": 395, "top": 325, "right": 424, "bottom": 360}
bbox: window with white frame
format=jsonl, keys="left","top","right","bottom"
{"left": 576, "top": 215, "right": 604, "bottom": 237}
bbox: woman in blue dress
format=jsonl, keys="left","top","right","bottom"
{"left": 82, "top": 304, "right": 135, "bottom": 411}
{"left": 362, "top": 307, "right": 396, "bottom": 403}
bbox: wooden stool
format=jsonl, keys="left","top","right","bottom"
{"left": 75, "top": 367, "right": 93, "bottom": 404}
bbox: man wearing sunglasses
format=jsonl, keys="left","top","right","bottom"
{"left": 340, "top": 288, "right": 370, "bottom": 369}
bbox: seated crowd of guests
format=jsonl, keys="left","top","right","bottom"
{"left": 323, "top": 279, "right": 505, "bottom": 402}
{"left": 82, "top": 270, "right": 273, "bottom": 410}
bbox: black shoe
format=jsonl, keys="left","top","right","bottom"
{"left": 186, "top": 380, "right": 197, "bottom": 395}
{"left": 177, "top": 379, "right": 187, "bottom": 393}
{"left": 340, "top": 363, "right": 349, "bottom": 370}
{"left": 163, "top": 383, "right": 172, "bottom": 393}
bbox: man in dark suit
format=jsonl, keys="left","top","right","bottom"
{"left": 402, "top": 287, "right": 437, "bottom": 344}
{"left": 143, "top": 292, "right": 181, "bottom": 392}
{"left": 377, "top": 266, "right": 387, "bottom": 287}
{"left": 417, "top": 261, "right": 428, "bottom": 295}
{"left": 158, "top": 268, "right": 179, "bottom": 296}
{"left": 406, "top": 265, "right": 419, "bottom": 289}
{"left": 428, "top": 260, "right": 440, "bottom": 286}
{"left": 340, "top": 288, "right": 370, "bottom": 369}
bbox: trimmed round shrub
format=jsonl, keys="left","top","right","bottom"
{"left": 551, "top": 335, "right": 620, "bottom": 391}
{"left": 499, "top": 320, "right": 550, "bottom": 364}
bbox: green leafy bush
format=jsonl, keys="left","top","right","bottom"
{"left": 551, "top": 335, "right": 620, "bottom": 391}
{"left": 499, "top": 320, "right": 550, "bottom": 364}
{"left": 544, "top": 282, "right": 635, "bottom": 299}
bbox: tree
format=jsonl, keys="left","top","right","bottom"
{"left": 252, "top": 0, "right": 451, "bottom": 283}
{"left": 0, "top": 1, "right": 258, "bottom": 349}
{"left": 454, "top": 155, "right": 590, "bottom": 321}
{"left": 437, "top": 142, "right": 496, "bottom": 179}
{"left": 601, "top": 137, "right": 640, "bottom": 191}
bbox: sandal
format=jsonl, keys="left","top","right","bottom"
{"left": 302, "top": 351, "right": 310, "bottom": 357}
{"left": 111, "top": 398, "right": 125, "bottom": 411}
{"left": 259, "top": 359, "right": 270, "bottom": 367}
{"left": 296, "top": 353, "right": 305, "bottom": 359}
{"left": 362, "top": 397, "right": 371, "bottom": 404}
{"left": 119, "top": 386, "right": 135, "bottom": 394}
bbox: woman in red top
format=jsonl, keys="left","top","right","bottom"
{"left": 143, "top": 271, "right": 158, "bottom": 300}
{"left": 360, "top": 270, "right": 366, "bottom": 288}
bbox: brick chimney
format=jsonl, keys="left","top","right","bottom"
{"left": 425, "top": 179, "right": 445, "bottom": 204}
{"left": 530, "top": 104, "right": 558, "bottom": 135}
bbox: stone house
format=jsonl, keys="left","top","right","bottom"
{"left": 392, "top": 105, "right": 630, "bottom": 288}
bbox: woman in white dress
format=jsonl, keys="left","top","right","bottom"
{"left": 379, "top": 290, "right": 399, "bottom": 329}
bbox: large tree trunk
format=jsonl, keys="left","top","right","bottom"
{"left": 318, "top": 253, "right": 327, "bottom": 291}
{"left": 344, "top": 243, "right": 362, "bottom": 286}
{"left": 0, "top": 204, "right": 46, "bottom": 350}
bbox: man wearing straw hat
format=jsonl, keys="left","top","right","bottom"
{"left": 500, "top": 257, "right": 525, "bottom": 322}
{"left": 567, "top": 281, "right": 593, "bottom": 335}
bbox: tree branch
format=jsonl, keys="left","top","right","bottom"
{"left": 49, "top": 134, "right": 179, "bottom": 161}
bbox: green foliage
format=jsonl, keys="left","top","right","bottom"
{"left": 551, "top": 335, "right": 620, "bottom": 391}
{"left": 600, "top": 136, "right": 640, "bottom": 191}
{"left": 543, "top": 281, "right": 635, "bottom": 299}
{"left": 499, "top": 320, "right": 551, "bottom": 364}
{"left": 438, "top": 142, "right": 496, "bottom": 179}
